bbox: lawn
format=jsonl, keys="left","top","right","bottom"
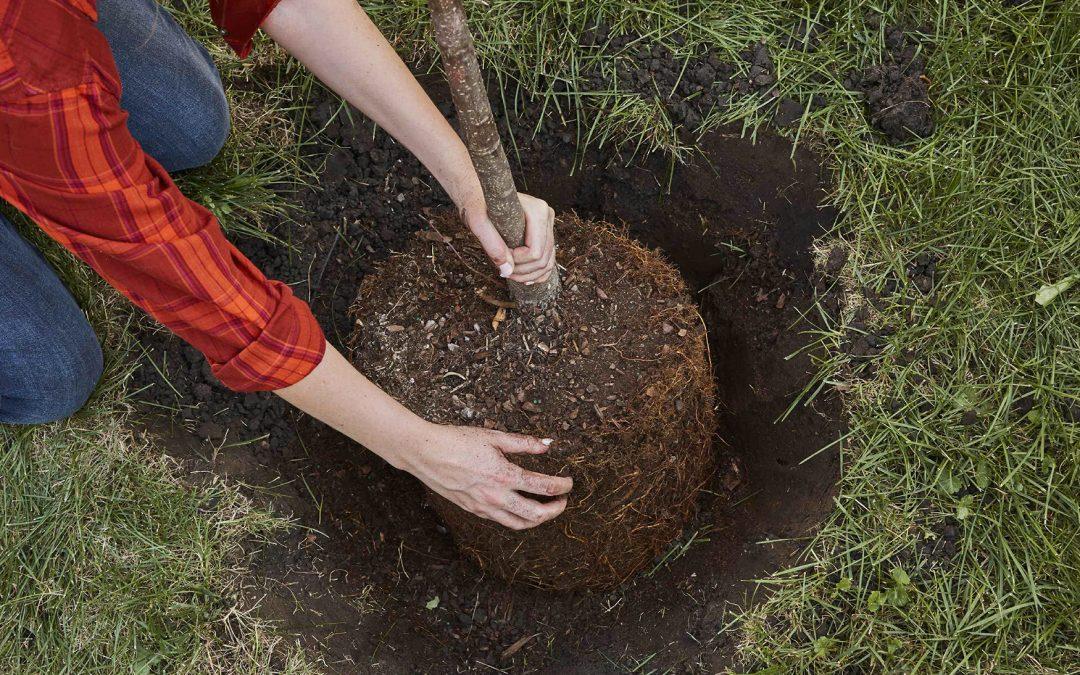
{"left": 1, "top": 1, "right": 1076, "bottom": 673}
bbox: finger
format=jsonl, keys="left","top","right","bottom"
{"left": 522, "top": 202, "right": 553, "bottom": 261}
{"left": 510, "top": 244, "right": 539, "bottom": 265}
{"left": 536, "top": 263, "right": 555, "bottom": 283}
{"left": 509, "top": 254, "right": 552, "bottom": 276}
{"left": 510, "top": 246, "right": 555, "bottom": 279}
{"left": 515, "top": 468, "right": 574, "bottom": 497}
{"left": 504, "top": 492, "right": 568, "bottom": 524}
{"left": 469, "top": 214, "right": 514, "bottom": 278}
{"left": 510, "top": 269, "right": 551, "bottom": 285}
{"left": 487, "top": 507, "right": 533, "bottom": 531}
{"left": 534, "top": 244, "right": 557, "bottom": 283}
{"left": 510, "top": 252, "right": 556, "bottom": 284}
{"left": 513, "top": 239, "right": 552, "bottom": 266}
{"left": 496, "top": 432, "right": 552, "bottom": 455}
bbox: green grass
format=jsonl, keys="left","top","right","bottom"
{"left": 2, "top": 0, "right": 1077, "bottom": 672}
{"left": 0, "top": 2, "right": 319, "bottom": 671}
{"left": 0, "top": 229, "right": 316, "bottom": 672}
{"left": 730, "top": 7, "right": 1079, "bottom": 671}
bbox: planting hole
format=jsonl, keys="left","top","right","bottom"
{"left": 136, "top": 84, "right": 845, "bottom": 671}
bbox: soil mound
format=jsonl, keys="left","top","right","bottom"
{"left": 846, "top": 25, "right": 934, "bottom": 143}
{"left": 349, "top": 213, "right": 715, "bottom": 590}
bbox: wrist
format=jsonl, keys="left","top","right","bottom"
{"left": 451, "top": 185, "right": 485, "bottom": 216}
{"left": 372, "top": 417, "right": 436, "bottom": 473}
{"left": 441, "top": 155, "right": 484, "bottom": 213}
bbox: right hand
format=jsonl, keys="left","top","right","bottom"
{"left": 460, "top": 192, "right": 557, "bottom": 285}
{"left": 396, "top": 422, "right": 573, "bottom": 530}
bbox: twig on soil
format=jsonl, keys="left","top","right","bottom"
{"left": 311, "top": 218, "right": 344, "bottom": 297}
{"left": 425, "top": 225, "right": 498, "bottom": 285}
{"left": 398, "top": 540, "right": 409, "bottom": 579}
{"left": 499, "top": 633, "right": 540, "bottom": 661}
{"left": 476, "top": 288, "right": 518, "bottom": 309}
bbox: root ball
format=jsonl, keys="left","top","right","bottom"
{"left": 349, "top": 213, "right": 715, "bottom": 590}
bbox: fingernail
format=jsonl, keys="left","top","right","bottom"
{"left": 541, "top": 438, "right": 553, "bottom": 446}
{"left": 499, "top": 262, "right": 513, "bottom": 278}
{"left": 526, "top": 281, "right": 535, "bottom": 286}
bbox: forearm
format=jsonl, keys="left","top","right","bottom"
{"left": 263, "top": 0, "right": 482, "bottom": 208}
{"left": 261, "top": 2, "right": 571, "bottom": 529}
{"left": 275, "top": 341, "right": 433, "bottom": 469}
{"left": 276, "top": 341, "right": 571, "bottom": 530}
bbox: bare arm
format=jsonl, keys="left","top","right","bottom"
{"left": 262, "top": 0, "right": 555, "bottom": 283}
{"left": 277, "top": 342, "right": 572, "bottom": 529}
{"left": 260, "top": 0, "right": 571, "bottom": 528}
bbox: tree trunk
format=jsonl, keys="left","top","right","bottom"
{"left": 428, "top": 0, "right": 560, "bottom": 309}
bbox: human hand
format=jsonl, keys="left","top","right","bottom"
{"left": 397, "top": 422, "right": 573, "bottom": 530}
{"left": 275, "top": 344, "right": 572, "bottom": 531}
{"left": 460, "top": 192, "right": 556, "bottom": 285}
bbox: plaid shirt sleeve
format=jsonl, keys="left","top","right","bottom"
{"left": 209, "top": 0, "right": 286, "bottom": 58}
{"left": 0, "top": 0, "right": 325, "bottom": 392}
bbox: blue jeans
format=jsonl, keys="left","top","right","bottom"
{"left": 0, "top": 0, "right": 230, "bottom": 424}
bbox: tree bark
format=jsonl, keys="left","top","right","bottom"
{"left": 428, "top": 0, "right": 560, "bottom": 309}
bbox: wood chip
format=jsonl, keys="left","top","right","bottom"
{"left": 500, "top": 632, "right": 539, "bottom": 660}
{"left": 596, "top": 287, "right": 609, "bottom": 300}
{"left": 775, "top": 292, "right": 787, "bottom": 309}
{"left": 416, "top": 229, "right": 451, "bottom": 244}
{"left": 387, "top": 324, "right": 405, "bottom": 333}
{"left": 492, "top": 306, "right": 507, "bottom": 331}
{"left": 477, "top": 288, "right": 517, "bottom": 309}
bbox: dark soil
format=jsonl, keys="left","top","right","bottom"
{"left": 576, "top": 27, "right": 824, "bottom": 135}
{"left": 349, "top": 213, "right": 715, "bottom": 590}
{"left": 845, "top": 24, "right": 934, "bottom": 143}
{"left": 133, "top": 66, "right": 845, "bottom": 671}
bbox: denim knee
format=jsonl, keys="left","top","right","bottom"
{"left": 133, "top": 67, "right": 231, "bottom": 172}
{"left": 168, "top": 87, "right": 231, "bottom": 170}
{"left": 0, "top": 327, "right": 103, "bottom": 425}
{"left": 0, "top": 216, "right": 105, "bottom": 424}
{"left": 96, "top": 0, "right": 232, "bottom": 172}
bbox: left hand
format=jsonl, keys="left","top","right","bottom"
{"left": 460, "top": 192, "right": 556, "bottom": 285}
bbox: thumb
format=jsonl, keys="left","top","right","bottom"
{"left": 470, "top": 217, "right": 515, "bottom": 278}
{"left": 497, "top": 432, "right": 553, "bottom": 455}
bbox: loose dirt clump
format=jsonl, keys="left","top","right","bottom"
{"left": 845, "top": 24, "right": 934, "bottom": 143}
{"left": 578, "top": 29, "right": 823, "bottom": 134}
{"left": 349, "top": 214, "right": 715, "bottom": 590}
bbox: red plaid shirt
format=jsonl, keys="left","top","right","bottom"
{"left": 0, "top": 0, "right": 323, "bottom": 392}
